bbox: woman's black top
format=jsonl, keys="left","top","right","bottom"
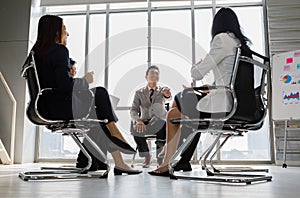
{"left": 35, "top": 44, "right": 89, "bottom": 120}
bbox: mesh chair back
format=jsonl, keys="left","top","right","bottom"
{"left": 231, "top": 45, "right": 260, "bottom": 122}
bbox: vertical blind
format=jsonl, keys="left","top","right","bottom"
{"left": 267, "top": 0, "right": 300, "bottom": 55}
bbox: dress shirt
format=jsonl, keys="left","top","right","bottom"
{"left": 130, "top": 86, "right": 172, "bottom": 122}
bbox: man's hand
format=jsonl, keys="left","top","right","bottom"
{"left": 135, "top": 119, "right": 146, "bottom": 133}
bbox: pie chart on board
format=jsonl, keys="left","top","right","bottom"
{"left": 282, "top": 75, "right": 292, "bottom": 84}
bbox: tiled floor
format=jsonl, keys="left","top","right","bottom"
{"left": 0, "top": 163, "right": 299, "bottom": 198}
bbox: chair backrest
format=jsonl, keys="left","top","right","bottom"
{"left": 231, "top": 45, "right": 257, "bottom": 121}
{"left": 21, "top": 52, "right": 59, "bottom": 125}
{"left": 230, "top": 46, "right": 269, "bottom": 124}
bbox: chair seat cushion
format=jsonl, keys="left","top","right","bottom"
{"left": 170, "top": 113, "right": 264, "bottom": 131}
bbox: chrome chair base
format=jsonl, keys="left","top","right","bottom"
{"left": 19, "top": 128, "right": 110, "bottom": 181}
{"left": 169, "top": 172, "right": 272, "bottom": 185}
{"left": 207, "top": 133, "right": 269, "bottom": 174}
{"left": 19, "top": 169, "right": 109, "bottom": 181}
{"left": 168, "top": 130, "right": 272, "bottom": 185}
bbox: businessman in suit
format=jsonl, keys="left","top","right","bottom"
{"left": 130, "top": 65, "right": 171, "bottom": 168}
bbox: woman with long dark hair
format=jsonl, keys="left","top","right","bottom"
{"left": 149, "top": 7, "right": 252, "bottom": 176}
{"left": 32, "top": 15, "right": 142, "bottom": 175}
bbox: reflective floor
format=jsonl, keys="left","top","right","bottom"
{"left": 0, "top": 163, "right": 299, "bottom": 198}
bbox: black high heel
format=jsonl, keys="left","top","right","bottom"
{"left": 102, "top": 126, "right": 136, "bottom": 154}
{"left": 114, "top": 167, "right": 142, "bottom": 175}
{"left": 148, "top": 170, "right": 170, "bottom": 177}
{"left": 110, "top": 136, "right": 136, "bottom": 154}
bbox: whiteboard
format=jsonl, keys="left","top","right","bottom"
{"left": 272, "top": 49, "right": 300, "bottom": 120}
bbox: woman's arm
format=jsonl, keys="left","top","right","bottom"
{"left": 53, "top": 45, "right": 74, "bottom": 93}
{"left": 191, "top": 33, "right": 228, "bottom": 81}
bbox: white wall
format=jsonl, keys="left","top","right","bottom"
{"left": 0, "top": 0, "right": 42, "bottom": 163}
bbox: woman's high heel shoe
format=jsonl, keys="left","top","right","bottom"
{"left": 110, "top": 136, "right": 136, "bottom": 154}
{"left": 114, "top": 167, "right": 142, "bottom": 175}
{"left": 148, "top": 170, "right": 170, "bottom": 177}
{"left": 102, "top": 126, "right": 136, "bottom": 154}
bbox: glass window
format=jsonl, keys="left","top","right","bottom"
{"left": 216, "top": 0, "right": 262, "bottom": 4}
{"left": 194, "top": 9, "right": 212, "bottom": 54}
{"left": 232, "top": 7, "right": 265, "bottom": 54}
{"left": 40, "top": 1, "right": 269, "bottom": 162}
{"left": 221, "top": 115, "right": 270, "bottom": 160}
{"left": 151, "top": 1, "right": 190, "bottom": 7}
{"left": 194, "top": 0, "right": 214, "bottom": 6}
{"left": 194, "top": 0, "right": 262, "bottom": 6}
{"left": 39, "top": 129, "right": 79, "bottom": 159}
{"left": 194, "top": 8, "right": 214, "bottom": 85}
{"left": 108, "top": 12, "right": 148, "bottom": 108}
{"left": 88, "top": 14, "right": 106, "bottom": 87}
{"left": 151, "top": 10, "right": 192, "bottom": 94}
{"left": 109, "top": 2, "right": 148, "bottom": 9}
{"left": 89, "top": 4, "right": 106, "bottom": 11}
{"left": 62, "top": 15, "right": 86, "bottom": 77}
{"left": 45, "top": 5, "right": 87, "bottom": 13}
{"left": 107, "top": 12, "right": 148, "bottom": 161}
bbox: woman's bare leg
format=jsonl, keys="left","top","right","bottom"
{"left": 111, "top": 150, "right": 134, "bottom": 170}
{"left": 106, "top": 121, "right": 129, "bottom": 144}
{"left": 154, "top": 101, "right": 182, "bottom": 172}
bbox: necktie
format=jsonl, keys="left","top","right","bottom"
{"left": 149, "top": 88, "right": 154, "bottom": 102}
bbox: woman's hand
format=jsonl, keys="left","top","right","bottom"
{"left": 194, "top": 59, "right": 202, "bottom": 65}
{"left": 201, "top": 84, "right": 210, "bottom": 94}
{"left": 162, "top": 87, "right": 171, "bottom": 98}
{"left": 83, "top": 71, "right": 94, "bottom": 84}
{"left": 182, "top": 82, "right": 195, "bottom": 89}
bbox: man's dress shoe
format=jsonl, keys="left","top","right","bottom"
{"left": 142, "top": 155, "right": 151, "bottom": 168}
{"left": 173, "top": 162, "right": 192, "bottom": 172}
{"left": 76, "top": 150, "right": 108, "bottom": 172}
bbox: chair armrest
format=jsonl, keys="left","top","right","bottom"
{"left": 39, "top": 88, "right": 56, "bottom": 95}
{"left": 182, "top": 85, "right": 232, "bottom": 95}
{"left": 181, "top": 85, "right": 236, "bottom": 121}
{"left": 71, "top": 118, "right": 108, "bottom": 124}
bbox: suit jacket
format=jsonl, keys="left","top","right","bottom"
{"left": 130, "top": 86, "right": 171, "bottom": 122}
{"left": 35, "top": 44, "right": 90, "bottom": 120}
{"left": 191, "top": 32, "right": 240, "bottom": 113}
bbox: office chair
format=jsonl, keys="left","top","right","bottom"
{"left": 130, "top": 103, "right": 169, "bottom": 167}
{"left": 19, "top": 51, "right": 110, "bottom": 181}
{"left": 169, "top": 46, "right": 272, "bottom": 184}
{"left": 130, "top": 122, "right": 165, "bottom": 168}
